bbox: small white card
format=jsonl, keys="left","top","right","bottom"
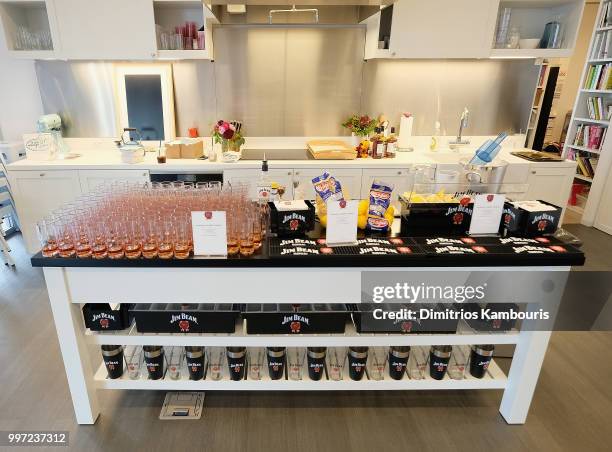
{"left": 326, "top": 200, "right": 358, "bottom": 246}
{"left": 469, "top": 194, "right": 506, "bottom": 235}
{"left": 191, "top": 211, "right": 227, "bottom": 256}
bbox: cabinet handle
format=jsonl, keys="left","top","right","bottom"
{"left": 288, "top": 172, "right": 292, "bottom": 176}
{"left": 39, "top": 173, "right": 45, "bottom": 177}
{"left": 397, "top": 171, "right": 402, "bottom": 175}
{"left": 531, "top": 171, "right": 537, "bottom": 175}
{"left": 142, "top": 172, "right": 148, "bottom": 177}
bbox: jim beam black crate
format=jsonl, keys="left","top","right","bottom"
{"left": 399, "top": 195, "right": 474, "bottom": 236}
{"left": 352, "top": 303, "right": 459, "bottom": 334}
{"left": 83, "top": 303, "right": 133, "bottom": 331}
{"left": 500, "top": 200, "right": 561, "bottom": 237}
{"left": 269, "top": 200, "right": 315, "bottom": 237}
{"left": 130, "top": 303, "right": 240, "bottom": 333}
{"left": 242, "top": 304, "right": 349, "bottom": 334}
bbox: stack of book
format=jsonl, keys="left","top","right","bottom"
{"left": 576, "top": 155, "right": 599, "bottom": 179}
{"left": 592, "top": 30, "right": 612, "bottom": 60}
{"left": 586, "top": 96, "right": 612, "bottom": 120}
{"left": 573, "top": 124, "right": 607, "bottom": 150}
{"left": 599, "top": 1, "right": 612, "bottom": 28}
{"left": 584, "top": 63, "right": 612, "bottom": 90}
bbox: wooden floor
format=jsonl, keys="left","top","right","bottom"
{"left": 0, "top": 227, "right": 611, "bottom": 452}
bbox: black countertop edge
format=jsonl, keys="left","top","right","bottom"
{"left": 31, "top": 253, "right": 585, "bottom": 269}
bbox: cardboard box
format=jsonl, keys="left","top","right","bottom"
{"left": 164, "top": 139, "right": 204, "bottom": 159}
{"left": 180, "top": 139, "right": 203, "bottom": 159}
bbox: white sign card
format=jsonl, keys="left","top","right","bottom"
{"left": 23, "top": 133, "right": 55, "bottom": 161}
{"left": 325, "top": 199, "right": 358, "bottom": 246}
{"left": 191, "top": 211, "right": 227, "bottom": 256}
{"left": 469, "top": 194, "right": 506, "bottom": 235}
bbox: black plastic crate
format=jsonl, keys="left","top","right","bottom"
{"left": 243, "top": 304, "right": 349, "bottom": 334}
{"left": 399, "top": 195, "right": 474, "bottom": 236}
{"left": 83, "top": 303, "right": 132, "bottom": 331}
{"left": 352, "top": 303, "right": 459, "bottom": 334}
{"left": 269, "top": 200, "right": 315, "bottom": 237}
{"left": 500, "top": 200, "right": 562, "bottom": 237}
{"left": 130, "top": 304, "right": 240, "bottom": 333}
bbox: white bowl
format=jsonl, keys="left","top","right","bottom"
{"left": 519, "top": 39, "right": 540, "bottom": 49}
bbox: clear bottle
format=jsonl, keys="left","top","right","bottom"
{"left": 371, "top": 127, "right": 382, "bottom": 159}
{"left": 257, "top": 159, "right": 272, "bottom": 204}
{"left": 430, "top": 121, "right": 441, "bottom": 151}
{"left": 385, "top": 127, "right": 397, "bottom": 158}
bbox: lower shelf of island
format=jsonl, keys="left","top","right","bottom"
{"left": 94, "top": 359, "right": 507, "bottom": 391}
{"left": 85, "top": 320, "right": 520, "bottom": 347}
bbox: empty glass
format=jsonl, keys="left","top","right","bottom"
{"left": 367, "top": 347, "right": 388, "bottom": 381}
{"left": 206, "top": 347, "right": 224, "bottom": 381}
{"left": 287, "top": 347, "right": 306, "bottom": 381}
{"left": 326, "top": 347, "right": 346, "bottom": 381}
{"left": 248, "top": 347, "right": 265, "bottom": 381}
{"left": 125, "top": 346, "right": 143, "bottom": 380}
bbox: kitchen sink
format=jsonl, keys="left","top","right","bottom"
{"left": 426, "top": 152, "right": 475, "bottom": 164}
{"left": 240, "top": 148, "right": 314, "bottom": 160}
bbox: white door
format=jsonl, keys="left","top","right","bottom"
{"left": 293, "top": 169, "right": 363, "bottom": 201}
{"left": 223, "top": 169, "right": 260, "bottom": 199}
{"left": 361, "top": 168, "right": 412, "bottom": 213}
{"left": 389, "top": 0, "right": 499, "bottom": 58}
{"left": 53, "top": 0, "right": 157, "bottom": 59}
{"left": 78, "top": 169, "right": 150, "bottom": 194}
{"left": 525, "top": 165, "right": 575, "bottom": 218}
{"left": 8, "top": 170, "right": 82, "bottom": 252}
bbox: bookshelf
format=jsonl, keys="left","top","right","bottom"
{"left": 563, "top": 0, "right": 612, "bottom": 224}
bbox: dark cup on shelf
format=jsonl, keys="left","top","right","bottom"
{"left": 307, "top": 347, "right": 327, "bottom": 381}
{"left": 101, "top": 345, "right": 124, "bottom": 379}
{"left": 388, "top": 346, "right": 410, "bottom": 380}
{"left": 469, "top": 345, "right": 495, "bottom": 379}
{"left": 348, "top": 347, "right": 369, "bottom": 381}
{"left": 185, "top": 346, "right": 205, "bottom": 380}
{"left": 143, "top": 345, "right": 164, "bottom": 380}
{"left": 266, "top": 347, "right": 286, "bottom": 380}
{"left": 227, "top": 347, "right": 247, "bottom": 381}
{"left": 429, "top": 345, "right": 452, "bottom": 380}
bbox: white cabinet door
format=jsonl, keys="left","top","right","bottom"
{"left": 594, "top": 167, "right": 612, "bottom": 235}
{"left": 8, "top": 169, "right": 82, "bottom": 253}
{"left": 78, "top": 169, "right": 150, "bottom": 193}
{"left": 223, "top": 169, "right": 259, "bottom": 199}
{"left": 53, "top": 0, "right": 157, "bottom": 59}
{"left": 525, "top": 165, "right": 575, "bottom": 213}
{"left": 389, "top": 0, "right": 499, "bottom": 58}
{"left": 361, "top": 168, "right": 412, "bottom": 212}
{"left": 293, "top": 168, "right": 362, "bottom": 201}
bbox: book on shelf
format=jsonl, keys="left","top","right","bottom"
{"left": 600, "top": 1, "right": 612, "bottom": 28}
{"left": 576, "top": 155, "right": 599, "bottom": 178}
{"left": 591, "top": 30, "right": 612, "bottom": 59}
{"left": 584, "top": 63, "right": 612, "bottom": 90}
{"left": 573, "top": 124, "right": 607, "bottom": 149}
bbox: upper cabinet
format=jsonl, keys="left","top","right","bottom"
{"left": 364, "top": 0, "right": 499, "bottom": 59}
{"left": 53, "top": 0, "right": 157, "bottom": 60}
{"left": 364, "top": 0, "right": 586, "bottom": 60}
{"left": 0, "top": 0, "right": 61, "bottom": 59}
{"left": 0, "top": 0, "right": 217, "bottom": 60}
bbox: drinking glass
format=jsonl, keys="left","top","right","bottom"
{"left": 158, "top": 220, "right": 174, "bottom": 259}
{"left": 37, "top": 219, "right": 59, "bottom": 257}
{"left": 448, "top": 345, "right": 469, "bottom": 380}
{"left": 125, "top": 346, "right": 143, "bottom": 380}
{"left": 124, "top": 219, "right": 142, "bottom": 259}
{"left": 167, "top": 346, "right": 184, "bottom": 380}
{"left": 91, "top": 222, "right": 108, "bottom": 259}
{"left": 367, "top": 347, "right": 388, "bottom": 381}
{"left": 326, "top": 347, "right": 346, "bottom": 381}
{"left": 239, "top": 216, "right": 254, "bottom": 257}
{"left": 106, "top": 218, "right": 125, "bottom": 259}
{"left": 57, "top": 221, "right": 76, "bottom": 258}
{"left": 287, "top": 347, "right": 306, "bottom": 381}
{"left": 142, "top": 219, "right": 159, "bottom": 259}
{"left": 206, "top": 347, "right": 224, "bottom": 381}
{"left": 248, "top": 347, "right": 265, "bottom": 381}
{"left": 407, "top": 346, "right": 428, "bottom": 380}
{"left": 174, "top": 219, "right": 191, "bottom": 259}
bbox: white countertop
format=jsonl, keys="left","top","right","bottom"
{"left": 7, "top": 136, "right": 575, "bottom": 172}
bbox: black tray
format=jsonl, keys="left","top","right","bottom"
{"left": 83, "top": 303, "right": 132, "bottom": 331}
{"left": 130, "top": 303, "right": 240, "bottom": 333}
{"left": 242, "top": 304, "right": 348, "bottom": 334}
{"left": 268, "top": 237, "right": 422, "bottom": 257}
{"left": 351, "top": 303, "right": 459, "bottom": 334}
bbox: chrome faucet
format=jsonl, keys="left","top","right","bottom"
{"left": 450, "top": 107, "right": 471, "bottom": 146}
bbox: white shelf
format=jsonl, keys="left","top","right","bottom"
{"left": 574, "top": 174, "right": 593, "bottom": 182}
{"left": 567, "top": 144, "right": 601, "bottom": 154}
{"left": 93, "top": 358, "right": 507, "bottom": 391}
{"left": 156, "top": 49, "right": 211, "bottom": 60}
{"left": 490, "top": 48, "right": 573, "bottom": 59}
{"left": 596, "top": 26, "right": 612, "bottom": 32}
{"left": 581, "top": 89, "right": 612, "bottom": 94}
{"left": 589, "top": 58, "right": 612, "bottom": 64}
{"left": 573, "top": 117, "right": 609, "bottom": 126}
{"left": 86, "top": 321, "right": 521, "bottom": 347}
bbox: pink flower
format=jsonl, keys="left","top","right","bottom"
{"left": 222, "top": 128, "right": 235, "bottom": 140}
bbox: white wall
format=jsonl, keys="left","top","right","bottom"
{"left": 0, "top": 22, "right": 43, "bottom": 142}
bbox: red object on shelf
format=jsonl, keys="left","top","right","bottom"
{"left": 188, "top": 127, "right": 199, "bottom": 138}
{"left": 569, "top": 183, "right": 585, "bottom": 206}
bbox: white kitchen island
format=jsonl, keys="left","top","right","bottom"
{"left": 6, "top": 136, "right": 577, "bottom": 253}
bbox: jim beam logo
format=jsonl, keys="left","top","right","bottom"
{"left": 282, "top": 314, "right": 310, "bottom": 333}
{"left": 513, "top": 245, "right": 555, "bottom": 254}
{"left": 445, "top": 199, "right": 472, "bottom": 225}
{"left": 503, "top": 207, "right": 517, "bottom": 226}
{"left": 432, "top": 360, "right": 449, "bottom": 372}
{"left": 170, "top": 313, "right": 199, "bottom": 332}
{"left": 435, "top": 246, "right": 475, "bottom": 254}
{"left": 425, "top": 237, "right": 465, "bottom": 245}
{"left": 532, "top": 212, "right": 555, "bottom": 231}
{"left": 280, "top": 246, "right": 318, "bottom": 256}
{"left": 359, "top": 246, "right": 398, "bottom": 255}
{"left": 92, "top": 312, "right": 116, "bottom": 329}
{"left": 281, "top": 212, "right": 306, "bottom": 231}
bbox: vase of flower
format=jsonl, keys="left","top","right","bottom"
{"left": 213, "top": 120, "right": 245, "bottom": 155}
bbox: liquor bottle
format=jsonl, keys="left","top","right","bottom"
{"left": 385, "top": 127, "right": 397, "bottom": 158}
{"left": 257, "top": 159, "right": 272, "bottom": 204}
{"left": 371, "top": 127, "right": 382, "bottom": 159}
